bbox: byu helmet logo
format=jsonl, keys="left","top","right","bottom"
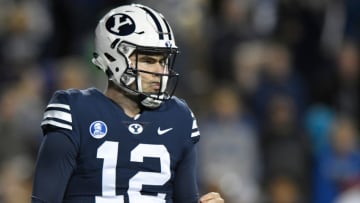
{"left": 106, "top": 14, "right": 135, "bottom": 36}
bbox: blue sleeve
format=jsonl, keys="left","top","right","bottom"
{"left": 31, "top": 130, "right": 78, "bottom": 203}
{"left": 173, "top": 145, "right": 200, "bottom": 203}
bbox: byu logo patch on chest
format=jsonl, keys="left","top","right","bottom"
{"left": 128, "top": 123, "right": 143, "bottom": 135}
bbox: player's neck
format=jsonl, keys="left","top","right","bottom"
{"left": 105, "top": 83, "right": 141, "bottom": 118}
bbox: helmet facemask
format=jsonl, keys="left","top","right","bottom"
{"left": 119, "top": 43, "right": 179, "bottom": 108}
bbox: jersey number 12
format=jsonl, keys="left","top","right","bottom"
{"left": 96, "top": 141, "right": 171, "bottom": 203}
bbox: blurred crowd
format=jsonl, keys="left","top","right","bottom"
{"left": 0, "top": 0, "right": 359, "bottom": 203}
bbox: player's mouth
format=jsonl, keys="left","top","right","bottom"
{"left": 150, "top": 82, "right": 161, "bottom": 91}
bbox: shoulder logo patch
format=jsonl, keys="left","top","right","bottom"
{"left": 157, "top": 127, "right": 173, "bottom": 135}
{"left": 89, "top": 121, "right": 108, "bottom": 139}
{"left": 128, "top": 123, "right": 143, "bottom": 135}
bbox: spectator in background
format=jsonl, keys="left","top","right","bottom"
{"left": 199, "top": 83, "right": 260, "bottom": 203}
{"left": 273, "top": 0, "right": 327, "bottom": 82}
{"left": 0, "top": 0, "right": 52, "bottom": 86}
{"left": 207, "top": 0, "right": 255, "bottom": 83}
{"left": 309, "top": 40, "right": 359, "bottom": 133}
{"left": 0, "top": 67, "right": 45, "bottom": 162}
{"left": 333, "top": 41, "right": 359, "bottom": 120}
{"left": 335, "top": 184, "right": 360, "bottom": 203}
{"left": 253, "top": 42, "right": 308, "bottom": 124}
{"left": 0, "top": 86, "right": 23, "bottom": 162}
{"left": 55, "top": 57, "right": 94, "bottom": 90}
{"left": 260, "top": 93, "right": 312, "bottom": 202}
{"left": 264, "top": 173, "right": 304, "bottom": 203}
{"left": 305, "top": 105, "right": 335, "bottom": 159}
{"left": 0, "top": 155, "right": 34, "bottom": 203}
{"left": 233, "top": 41, "right": 265, "bottom": 108}
{"left": 313, "top": 115, "right": 360, "bottom": 203}
{"left": 303, "top": 40, "right": 359, "bottom": 171}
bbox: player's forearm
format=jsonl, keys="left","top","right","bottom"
{"left": 173, "top": 146, "right": 200, "bottom": 203}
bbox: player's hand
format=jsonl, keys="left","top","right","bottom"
{"left": 199, "top": 192, "right": 224, "bottom": 203}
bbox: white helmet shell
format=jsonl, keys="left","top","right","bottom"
{"left": 92, "top": 4, "right": 179, "bottom": 108}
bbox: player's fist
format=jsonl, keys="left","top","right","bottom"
{"left": 199, "top": 192, "right": 224, "bottom": 203}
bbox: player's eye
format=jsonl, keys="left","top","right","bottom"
{"left": 159, "top": 59, "right": 168, "bottom": 67}
{"left": 139, "top": 57, "right": 156, "bottom": 64}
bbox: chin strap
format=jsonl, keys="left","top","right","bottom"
{"left": 139, "top": 94, "right": 163, "bottom": 109}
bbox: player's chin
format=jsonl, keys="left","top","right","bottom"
{"left": 140, "top": 89, "right": 156, "bottom": 96}
{"left": 145, "top": 87, "right": 161, "bottom": 95}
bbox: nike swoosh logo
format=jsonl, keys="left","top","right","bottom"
{"left": 157, "top": 127, "right": 173, "bottom": 135}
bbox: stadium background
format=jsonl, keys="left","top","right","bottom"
{"left": 0, "top": 0, "right": 359, "bottom": 202}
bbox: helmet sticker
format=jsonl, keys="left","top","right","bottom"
{"left": 165, "top": 41, "right": 172, "bottom": 48}
{"left": 106, "top": 14, "right": 136, "bottom": 36}
{"left": 138, "top": 6, "right": 164, "bottom": 40}
{"left": 89, "top": 121, "right": 108, "bottom": 139}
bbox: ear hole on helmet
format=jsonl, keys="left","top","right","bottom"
{"left": 115, "top": 67, "right": 119, "bottom": 72}
{"left": 104, "top": 53, "right": 116, "bottom": 62}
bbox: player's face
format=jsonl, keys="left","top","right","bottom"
{"left": 129, "top": 53, "right": 169, "bottom": 94}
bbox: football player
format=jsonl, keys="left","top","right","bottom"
{"left": 31, "top": 4, "right": 224, "bottom": 203}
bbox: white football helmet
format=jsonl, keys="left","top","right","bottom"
{"left": 92, "top": 4, "right": 179, "bottom": 108}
